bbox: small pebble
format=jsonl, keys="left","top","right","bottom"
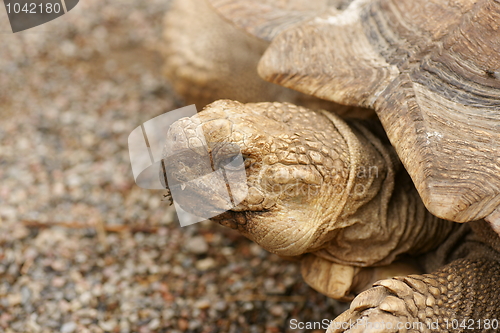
{"left": 61, "top": 322, "right": 77, "bottom": 333}
{"left": 52, "top": 277, "right": 66, "bottom": 288}
{"left": 194, "top": 299, "right": 211, "bottom": 309}
{"left": 270, "top": 305, "right": 284, "bottom": 317}
{"left": 148, "top": 318, "right": 160, "bottom": 330}
{"left": 8, "top": 294, "right": 22, "bottom": 306}
{"left": 99, "top": 320, "right": 117, "bottom": 331}
{"left": 195, "top": 258, "right": 216, "bottom": 271}
{"left": 178, "top": 318, "right": 189, "bottom": 331}
{"left": 185, "top": 236, "right": 208, "bottom": 254}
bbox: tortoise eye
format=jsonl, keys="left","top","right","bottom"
{"left": 220, "top": 154, "right": 245, "bottom": 170}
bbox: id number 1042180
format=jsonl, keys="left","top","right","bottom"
{"left": 5, "top": 2, "right": 61, "bottom": 14}
{"left": 444, "top": 319, "right": 498, "bottom": 330}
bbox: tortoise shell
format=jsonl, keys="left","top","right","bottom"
{"left": 209, "top": 0, "right": 500, "bottom": 224}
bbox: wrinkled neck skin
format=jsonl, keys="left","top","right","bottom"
{"left": 163, "top": 100, "right": 456, "bottom": 265}
{"left": 315, "top": 114, "right": 458, "bottom": 267}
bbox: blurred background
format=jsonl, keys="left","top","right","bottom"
{"left": 0, "top": 0, "right": 342, "bottom": 332}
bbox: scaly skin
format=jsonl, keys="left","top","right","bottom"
{"left": 163, "top": 100, "right": 463, "bottom": 295}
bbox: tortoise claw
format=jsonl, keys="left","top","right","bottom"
{"left": 327, "top": 284, "right": 417, "bottom": 333}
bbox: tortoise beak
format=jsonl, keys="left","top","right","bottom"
{"left": 161, "top": 151, "right": 233, "bottom": 218}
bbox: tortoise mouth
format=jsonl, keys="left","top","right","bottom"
{"left": 162, "top": 140, "right": 251, "bottom": 220}
{"left": 211, "top": 209, "right": 320, "bottom": 257}
{"left": 211, "top": 210, "right": 250, "bottom": 230}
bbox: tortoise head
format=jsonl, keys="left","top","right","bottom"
{"left": 163, "top": 100, "right": 365, "bottom": 256}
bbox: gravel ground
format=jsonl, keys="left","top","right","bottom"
{"left": 0, "top": 1, "right": 344, "bottom": 332}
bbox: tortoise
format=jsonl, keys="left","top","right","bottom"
{"left": 160, "top": 0, "right": 500, "bottom": 331}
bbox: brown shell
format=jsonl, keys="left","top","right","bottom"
{"left": 162, "top": 0, "right": 373, "bottom": 117}
{"left": 209, "top": 0, "right": 500, "bottom": 223}
{"left": 207, "top": 0, "right": 339, "bottom": 41}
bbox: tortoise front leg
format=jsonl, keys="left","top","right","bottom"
{"left": 300, "top": 254, "right": 422, "bottom": 302}
{"left": 327, "top": 258, "right": 500, "bottom": 333}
